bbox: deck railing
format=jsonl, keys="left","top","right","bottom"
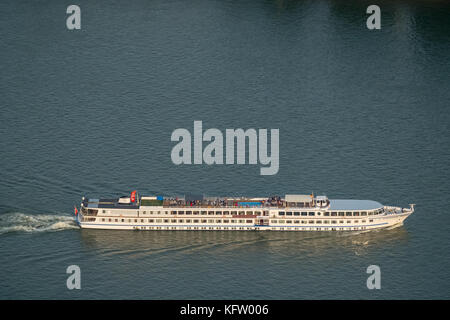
{"left": 160, "top": 201, "right": 317, "bottom": 209}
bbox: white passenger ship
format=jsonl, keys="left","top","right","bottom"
{"left": 75, "top": 192, "right": 414, "bottom": 232}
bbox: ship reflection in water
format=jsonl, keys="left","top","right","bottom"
{"left": 79, "top": 227, "right": 410, "bottom": 260}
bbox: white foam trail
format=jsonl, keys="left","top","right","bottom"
{"left": 0, "top": 212, "right": 78, "bottom": 235}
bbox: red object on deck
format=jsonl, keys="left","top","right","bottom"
{"left": 130, "top": 190, "right": 137, "bottom": 202}
{"left": 74, "top": 206, "right": 78, "bottom": 215}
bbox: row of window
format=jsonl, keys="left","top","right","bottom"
{"left": 97, "top": 218, "right": 254, "bottom": 224}
{"left": 272, "top": 227, "right": 368, "bottom": 231}
{"left": 120, "top": 226, "right": 368, "bottom": 231}
{"left": 278, "top": 210, "right": 383, "bottom": 217}
{"left": 99, "top": 209, "right": 383, "bottom": 217}
{"left": 272, "top": 219, "right": 374, "bottom": 224}
{"left": 101, "top": 210, "right": 262, "bottom": 216}
{"left": 87, "top": 217, "right": 375, "bottom": 225}
{"left": 135, "top": 226, "right": 256, "bottom": 231}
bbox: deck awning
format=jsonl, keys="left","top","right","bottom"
{"left": 285, "top": 194, "right": 312, "bottom": 203}
{"left": 329, "top": 199, "right": 383, "bottom": 210}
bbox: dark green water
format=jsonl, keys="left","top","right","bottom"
{"left": 1, "top": 0, "right": 449, "bottom": 299}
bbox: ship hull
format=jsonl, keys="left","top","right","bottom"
{"left": 76, "top": 210, "right": 412, "bottom": 232}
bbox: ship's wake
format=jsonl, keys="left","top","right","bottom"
{"left": 0, "top": 212, "right": 78, "bottom": 235}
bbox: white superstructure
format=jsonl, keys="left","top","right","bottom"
{"left": 75, "top": 193, "right": 414, "bottom": 232}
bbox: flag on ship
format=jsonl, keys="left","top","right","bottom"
{"left": 130, "top": 190, "right": 137, "bottom": 202}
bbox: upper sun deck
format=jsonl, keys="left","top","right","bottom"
{"left": 81, "top": 194, "right": 384, "bottom": 211}
{"left": 81, "top": 194, "right": 329, "bottom": 210}
{"left": 157, "top": 194, "right": 331, "bottom": 209}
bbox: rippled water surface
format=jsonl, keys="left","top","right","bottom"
{"left": 1, "top": 0, "right": 449, "bottom": 299}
